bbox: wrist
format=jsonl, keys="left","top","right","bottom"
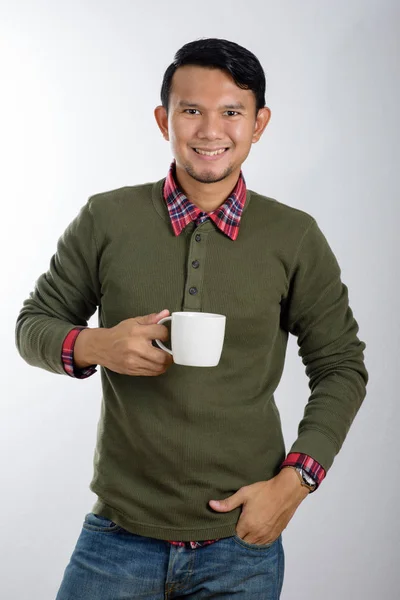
{"left": 74, "top": 328, "right": 109, "bottom": 368}
{"left": 276, "top": 467, "right": 310, "bottom": 500}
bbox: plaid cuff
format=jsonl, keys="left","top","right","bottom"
{"left": 281, "top": 452, "right": 326, "bottom": 491}
{"left": 62, "top": 327, "right": 97, "bottom": 379}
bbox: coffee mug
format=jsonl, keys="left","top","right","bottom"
{"left": 154, "top": 311, "right": 226, "bottom": 367}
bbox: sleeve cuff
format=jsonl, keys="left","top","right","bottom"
{"left": 280, "top": 452, "right": 326, "bottom": 490}
{"left": 61, "top": 327, "right": 97, "bottom": 379}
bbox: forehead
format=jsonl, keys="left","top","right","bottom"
{"left": 170, "top": 65, "right": 255, "bottom": 109}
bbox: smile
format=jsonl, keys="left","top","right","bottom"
{"left": 192, "top": 148, "right": 229, "bottom": 160}
{"left": 194, "top": 148, "right": 228, "bottom": 156}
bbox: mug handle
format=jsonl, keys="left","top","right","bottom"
{"left": 154, "top": 316, "right": 173, "bottom": 355}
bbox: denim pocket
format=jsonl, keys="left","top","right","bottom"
{"left": 82, "top": 512, "right": 122, "bottom": 533}
{"left": 233, "top": 533, "right": 280, "bottom": 551}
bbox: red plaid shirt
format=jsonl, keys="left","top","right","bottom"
{"left": 62, "top": 160, "right": 326, "bottom": 548}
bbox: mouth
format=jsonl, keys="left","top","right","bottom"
{"left": 192, "top": 147, "right": 230, "bottom": 160}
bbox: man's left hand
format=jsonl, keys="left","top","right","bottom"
{"left": 208, "top": 467, "right": 310, "bottom": 545}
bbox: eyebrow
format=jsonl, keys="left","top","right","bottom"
{"left": 178, "top": 101, "right": 246, "bottom": 110}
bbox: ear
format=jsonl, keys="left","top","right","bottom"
{"left": 252, "top": 106, "right": 271, "bottom": 144}
{"left": 154, "top": 105, "right": 170, "bottom": 141}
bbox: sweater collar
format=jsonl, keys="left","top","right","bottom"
{"left": 162, "top": 159, "right": 247, "bottom": 241}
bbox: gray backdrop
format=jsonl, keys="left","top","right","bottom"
{"left": 1, "top": 0, "right": 399, "bottom": 598}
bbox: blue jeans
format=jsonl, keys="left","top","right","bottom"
{"left": 55, "top": 513, "right": 285, "bottom": 599}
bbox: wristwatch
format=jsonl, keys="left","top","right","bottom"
{"left": 286, "top": 466, "right": 317, "bottom": 493}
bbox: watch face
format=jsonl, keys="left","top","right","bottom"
{"left": 299, "top": 469, "right": 316, "bottom": 487}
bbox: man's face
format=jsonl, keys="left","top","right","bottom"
{"left": 156, "top": 65, "right": 270, "bottom": 184}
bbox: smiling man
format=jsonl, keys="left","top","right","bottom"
{"left": 16, "top": 38, "right": 368, "bottom": 599}
{"left": 155, "top": 64, "right": 271, "bottom": 212}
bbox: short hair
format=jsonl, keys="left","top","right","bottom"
{"left": 160, "top": 38, "right": 266, "bottom": 116}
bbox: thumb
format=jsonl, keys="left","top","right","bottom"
{"left": 209, "top": 489, "right": 246, "bottom": 512}
{"left": 137, "top": 309, "right": 170, "bottom": 325}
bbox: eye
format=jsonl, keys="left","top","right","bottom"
{"left": 225, "top": 111, "right": 240, "bottom": 116}
{"left": 184, "top": 109, "right": 201, "bottom": 115}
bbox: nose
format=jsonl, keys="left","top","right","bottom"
{"left": 196, "top": 113, "right": 224, "bottom": 141}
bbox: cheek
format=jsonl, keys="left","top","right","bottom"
{"left": 225, "top": 122, "right": 253, "bottom": 147}
{"left": 229, "top": 123, "right": 253, "bottom": 143}
{"left": 170, "top": 120, "right": 195, "bottom": 143}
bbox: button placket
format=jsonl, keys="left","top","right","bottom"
{"left": 183, "top": 228, "right": 208, "bottom": 311}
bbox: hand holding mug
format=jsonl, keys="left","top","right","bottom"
{"left": 74, "top": 310, "right": 173, "bottom": 376}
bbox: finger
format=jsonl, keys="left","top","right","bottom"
{"left": 136, "top": 345, "right": 173, "bottom": 367}
{"left": 209, "top": 487, "right": 247, "bottom": 511}
{"left": 139, "top": 324, "right": 170, "bottom": 341}
{"left": 131, "top": 355, "right": 169, "bottom": 375}
{"left": 133, "top": 311, "right": 169, "bottom": 326}
{"left": 235, "top": 528, "right": 249, "bottom": 540}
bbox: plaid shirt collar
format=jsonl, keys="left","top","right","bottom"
{"left": 162, "top": 159, "right": 247, "bottom": 241}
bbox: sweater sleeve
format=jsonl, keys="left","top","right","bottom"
{"left": 281, "top": 218, "right": 368, "bottom": 472}
{"left": 15, "top": 199, "right": 101, "bottom": 375}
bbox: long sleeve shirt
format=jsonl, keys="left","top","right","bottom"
{"left": 16, "top": 161, "right": 367, "bottom": 542}
{"left": 60, "top": 161, "right": 326, "bottom": 547}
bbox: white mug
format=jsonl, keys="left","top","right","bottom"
{"left": 154, "top": 311, "right": 226, "bottom": 367}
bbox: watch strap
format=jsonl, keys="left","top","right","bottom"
{"left": 283, "top": 465, "right": 317, "bottom": 492}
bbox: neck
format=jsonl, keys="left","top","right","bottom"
{"left": 174, "top": 163, "right": 241, "bottom": 212}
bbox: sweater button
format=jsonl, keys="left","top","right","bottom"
{"left": 195, "top": 234, "right": 201, "bottom": 242}
{"left": 192, "top": 260, "right": 199, "bottom": 268}
{"left": 189, "top": 287, "right": 198, "bottom": 295}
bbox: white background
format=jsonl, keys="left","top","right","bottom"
{"left": 1, "top": 0, "right": 399, "bottom": 598}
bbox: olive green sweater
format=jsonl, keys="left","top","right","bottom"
{"left": 15, "top": 178, "right": 368, "bottom": 540}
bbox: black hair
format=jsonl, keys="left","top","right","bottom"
{"left": 160, "top": 38, "right": 266, "bottom": 116}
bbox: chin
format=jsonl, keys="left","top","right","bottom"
{"left": 187, "top": 164, "right": 234, "bottom": 184}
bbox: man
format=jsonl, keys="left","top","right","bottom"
{"left": 16, "top": 38, "right": 368, "bottom": 599}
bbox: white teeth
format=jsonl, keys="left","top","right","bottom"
{"left": 195, "top": 148, "right": 226, "bottom": 156}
